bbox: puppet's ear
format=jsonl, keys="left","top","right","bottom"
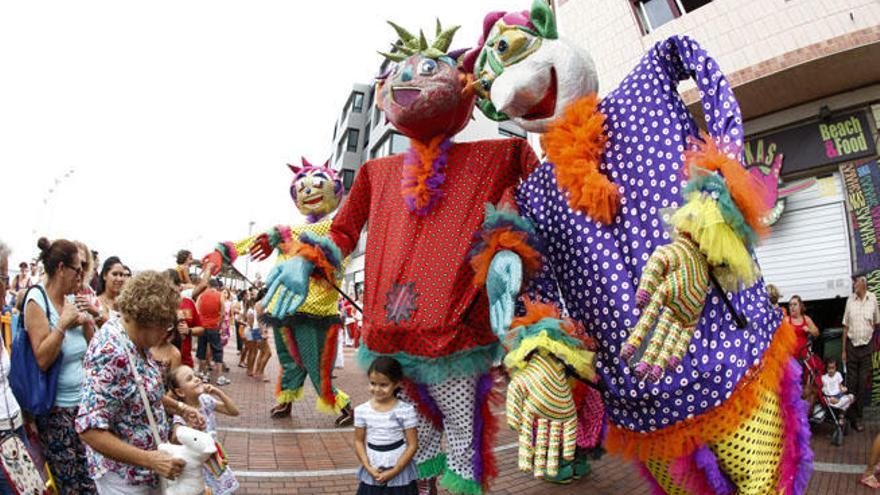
{"left": 530, "top": 0, "right": 558, "bottom": 40}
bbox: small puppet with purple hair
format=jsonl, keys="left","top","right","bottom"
{"left": 202, "top": 157, "right": 354, "bottom": 426}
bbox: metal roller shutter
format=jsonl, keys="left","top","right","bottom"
{"left": 754, "top": 172, "right": 852, "bottom": 302}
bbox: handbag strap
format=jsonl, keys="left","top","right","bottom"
{"left": 20, "top": 285, "right": 52, "bottom": 332}
{"left": 123, "top": 344, "right": 163, "bottom": 447}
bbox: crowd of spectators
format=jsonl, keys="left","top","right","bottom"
{"left": 0, "top": 238, "right": 245, "bottom": 494}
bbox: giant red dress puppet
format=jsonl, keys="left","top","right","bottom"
{"left": 261, "top": 22, "right": 549, "bottom": 494}
{"left": 464, "top": 1, "right": 813, "bottom": 493}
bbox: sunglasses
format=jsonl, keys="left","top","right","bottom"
{"left": 64, "top": 263, "right": 84, "bottom": 277}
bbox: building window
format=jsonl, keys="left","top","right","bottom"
{"left": 336, "top": 137, "right": 344, "bottom": 161}
{"left": 373, "top": 104, "right": 381, "bottom": 127}
{"left": 342, "top": 169, "right": 355, "bottom": 190}
{"left": 364, "top": 124, "right": 371, "bottom": 149}
{"left": 390, "top": 133, "right": 409, "bottom": 154}
{"left": 632, "top": 0, "right": 713, "bottom": 34}
{"left": 370, "top": 131, "right": 411, "bottom": 159}
{"left": 352, "top": 92, "right": 365, "bottom": 113}
{"left": 346, "top": 128, "right": 360, "bottom": 152}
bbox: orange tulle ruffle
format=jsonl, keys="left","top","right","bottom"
{"left": 543, "top": 94, "right": 618, "bottom": 225}
{"left": 470, "top": 229, "right": 542, "bottom": 288}
{"left": 684, "top": 132, "right": 770, "bottom": 237}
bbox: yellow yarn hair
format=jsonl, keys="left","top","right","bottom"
{"left": 671, "top": 193, "right": 758, "bottom": 288}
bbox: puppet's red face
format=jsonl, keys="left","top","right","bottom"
{"left": 379, "top": 54, "right": 475, "bottom": 142}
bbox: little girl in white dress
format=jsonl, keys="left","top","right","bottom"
{"left": 354, "top": 356, "right": 418, "bottom": 495}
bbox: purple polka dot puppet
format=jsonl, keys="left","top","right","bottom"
{"left": 464, "top": 1, "right": 812, "bottom": 492}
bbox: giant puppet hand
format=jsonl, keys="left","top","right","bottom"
{"left": 487, "top": 250, "right": 523, "bottom": 337}
{"left": 619, "top": 236, "right": 711, "bottom": 382}
{"left": 507, "top": 352, "right": 577, "bottom": 479}
{"left": 263, "top": 256, "right": 314, "bottom": 318}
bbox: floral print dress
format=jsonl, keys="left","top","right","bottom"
{"left": 75, "top": 318, "right": 169, "bottom": 488}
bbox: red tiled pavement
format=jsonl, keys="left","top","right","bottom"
{"left": 210, "top": 337, "right": 876, "bottom": 494}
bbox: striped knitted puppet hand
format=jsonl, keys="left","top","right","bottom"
{"left": 620, "top": 235, "right": 711, "bottom": 382}
{"left": 506, "top": 352, "right": 577, "bottom": 479}
{"left": 502, "top": 300, "right": 595, "bottom": 480}
{"left": 620, "top": 154, "right": 768, "bottom": 383}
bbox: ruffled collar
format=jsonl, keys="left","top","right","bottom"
{"left": 542, "top": 93, "right": 619, "bottom": 225}
{"left": 401, "top": 135, "right": 453, "bottom": 216}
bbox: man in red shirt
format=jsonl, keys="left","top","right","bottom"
{"left": 165, "top": 269, "right": 205, "bottom": 368}
{"left": 197, "top": 279, "right": 228, "bottom": 385}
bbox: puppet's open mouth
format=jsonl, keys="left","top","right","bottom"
{"left": 392, "top": 87, "right": 422, "bottom": 107}
{"left": 302, "top": 195, "right": 324, "bottom": 206}
{"left": 522, "top": 67, "right": 557, "bottom": 120}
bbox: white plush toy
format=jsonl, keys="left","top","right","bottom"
{"left": 158, "top": 426, "right": 217, "bottom": 495}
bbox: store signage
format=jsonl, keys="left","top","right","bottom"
{"left": 746, "top": 111, "right": 875, "bottom": 178}
{"left": 840, "top": 159, "right": 880, "bottom": 275}
{"left": 840, "top": 158, "right": 880, "bottom": 405}
{"left": 744, "top": 139, "right": 817, "bottom": 226}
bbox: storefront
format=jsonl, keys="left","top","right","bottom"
{"left": 749, "top": 107, "right": 878, "bottom": 319}
{"left": 746, "top": 106, "right": 878, "bottom": 373}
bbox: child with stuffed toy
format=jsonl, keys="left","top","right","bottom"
{"left": 354, "top": 357, "right": 419, "bottom": 494}
{"left": 167, "top": 365, "right": 240, "bottom": 494}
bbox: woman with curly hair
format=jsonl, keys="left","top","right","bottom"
{"left": 77, "top": 271, "right": 203, "bottom": 495}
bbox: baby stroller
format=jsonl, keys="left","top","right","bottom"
{"left": 799, "top": 340, "right": 850, "bottom": 446}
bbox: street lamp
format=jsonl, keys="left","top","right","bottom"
{"left": 244, "top": 220, "right": 256, "bottom": 280}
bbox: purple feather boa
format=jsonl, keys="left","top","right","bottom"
{"left": 401, "top": 138, "right": 453, "bottom": 216}
{"left": 669, "top": 446, "right": 734, "bottom": 495}
{"left": 777, "top": 359, "right": 814, "bottom": 495}
{"left": 693, "top": 446, "right": 735, "bottom": 494}
{"left": 470, "top": 373, "right": 493, "bottom": 482}
{"left": 413, "top": 383, "right": 444, "bottom": 426}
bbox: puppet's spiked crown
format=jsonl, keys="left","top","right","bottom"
{"left": 379, "top": 19, "right": 460, "bottom": 61}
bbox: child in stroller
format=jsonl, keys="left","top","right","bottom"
{"left": 821, "top": 358, "right": 854, "bottom": 420}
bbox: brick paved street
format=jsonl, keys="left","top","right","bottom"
{"left": 212, "top": 341, "right": 879, "bottom": 494}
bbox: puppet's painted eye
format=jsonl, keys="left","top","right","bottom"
{"left": 418, "top": 59, "right": 437, "bottom": 76}
{"left": 497, "top": 37, "right": 509, "bottom": 54}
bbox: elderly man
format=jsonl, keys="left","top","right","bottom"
{"left": 842, "top": 275, "right": 880, "bottom": 431}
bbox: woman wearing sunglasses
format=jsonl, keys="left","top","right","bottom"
{"left": 23, "top": 237, "right": 97, "bottom": 494}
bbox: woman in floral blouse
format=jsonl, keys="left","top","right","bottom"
{"left": 76, "top": 271, "right": 197, "bottom": 495}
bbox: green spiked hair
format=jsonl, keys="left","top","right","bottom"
{"left": 379, "top": 19, "right": 460, "bottom": 62}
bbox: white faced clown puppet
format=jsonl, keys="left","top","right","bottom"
{"left": 464, "top": 1, "right": 812, "bottom": 493}
{"left": 203, "top": 158, "right": 353, "bottom": 426}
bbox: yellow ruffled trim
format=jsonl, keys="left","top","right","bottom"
{"left": 671, "top": 193, "right": 758, "bottom": 287}
{"left": 504, "top": 332, "right": 596, "bottom": 382}
{"left": 316, "top": 389, "right": 350, "bottom": 415}
{"left": 276, "top": 387, "right": 305, "bottom": 405}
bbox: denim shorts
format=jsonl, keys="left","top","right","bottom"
{"left": 196, "top": 329, "right": 223, "bottom": 362}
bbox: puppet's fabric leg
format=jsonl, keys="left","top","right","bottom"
{"left": 290, "top": 319, "right": 350, "bottom": 415}
{"left": 399, "top": 384, "right": 445, "bottom": 492}
{"left": 272, "top": 325, "right": 307, "bottom": 405}
{"left": 429, "top": 374, "right": 493, "bottom": 494}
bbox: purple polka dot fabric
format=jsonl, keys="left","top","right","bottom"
{"left": 515, "top": 36, "right": 782, "bottom": 433}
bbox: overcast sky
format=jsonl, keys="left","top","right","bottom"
{"left": 1, "top": 0, "right": 519, "bottom": 277}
